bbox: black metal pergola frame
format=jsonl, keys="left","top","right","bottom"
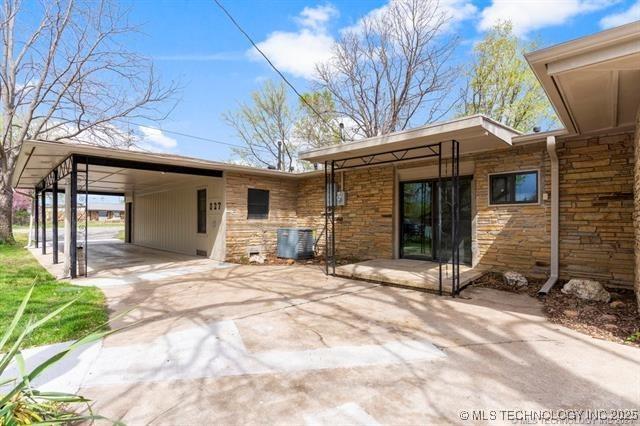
{"left": 323, "top": 140, "right": 462, "bottom": 296}
{"left": 32, "top": 153, "right": 223, "bottom": 278}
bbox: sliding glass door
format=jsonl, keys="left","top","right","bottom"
{"left": 400, "top": 182, "right": 433, "bottom": 259}
{"left": 400, "top": 178, "right": 472, "bottom": 264}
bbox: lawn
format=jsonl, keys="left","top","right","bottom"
{"left": 0, "top": 235, "right": 109, "bottom": 349}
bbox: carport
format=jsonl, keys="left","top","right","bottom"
{"left": 13, "top": 139, "right": 224, "bottom": 278}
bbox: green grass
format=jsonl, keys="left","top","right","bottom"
{"left": 116, "top": 229, "right": 125, "bottom": 241}
{"left": 0, "top": 235, "right": 109, "bottom": 349}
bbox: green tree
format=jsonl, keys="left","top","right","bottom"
{"left": 224, "top": 80, "right": 297, "bottom": 171}
{"left": 294, "top": 90, "right": 342, "bottom": 150}
{"left": 458, "top": 21, "right": 556, "bottom": 132}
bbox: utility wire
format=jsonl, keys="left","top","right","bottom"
{"left": 212, "top": 0, "right": 343, "bottom": 140}
{"left": 115, "top": 118, "right": 271, "bottom": 153}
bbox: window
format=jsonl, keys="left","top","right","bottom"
{"left": 197, "top": 189, "right": 207, "bottom": 233}
{"left": 248, "top": 188, "right": 269, "bottom": 219}
{"left": 490, "top": 171, "right": 538, "bottom": 205}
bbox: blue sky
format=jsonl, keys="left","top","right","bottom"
{"left": 122, "top": 0, "right": 639, "bottom": 162}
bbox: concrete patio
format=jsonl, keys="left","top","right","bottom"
{"left": 335, "top": 258, "right": 487, "bottom": 294}
{"left": 12, "top": 259, "right": 640, "bottom": 425}
{"left": 29, "top": 239, "right": 232, "bottom": 287}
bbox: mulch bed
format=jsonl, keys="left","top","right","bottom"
{"left": 470, "top": 272, "right": 640, "bottom": 348}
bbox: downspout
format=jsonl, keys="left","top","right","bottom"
{"left": 539, "top": 135, "right": 559, "bottom": 295}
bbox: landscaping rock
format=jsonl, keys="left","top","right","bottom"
{"left": 609, "top": 300, "right": 625, "bottom": 309}
{"left": 561, "top": 279, "right": 610, "bottom": 302}
{"left": 286, "top": 259, "right": 296, "bottom": 265}
{"left": 249, "top": 254, "right": 265, "bottom": 264}
{"left": 603, "top": 323, "right": 618, "bottom": 331}
{"left": 503, "top": 271, "right": 528, "bottom": 288}
{"left": 563, "top": 309, "right": 579, "bottom": 319}
{"left": 600, "top": 314, "right": 617, "bottom": 323}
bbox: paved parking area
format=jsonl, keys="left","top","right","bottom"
{"left": 20, "top": 243, "right": 640, "bottom": 424}
{"left": 58, "top": 262, "right": 639, "bottom": 425}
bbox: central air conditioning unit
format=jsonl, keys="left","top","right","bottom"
{"left": 277, "top": 228, "right": 314, "bottom": 259}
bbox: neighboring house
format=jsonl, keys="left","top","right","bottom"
{"left": 11, "top": 22, "right": 640, "bottom": 300}
{"left": 43, "top": 203, "right": 125, "bottom": 222}
{"left": 84, "top": 203, "right": 125, "bottom": 222}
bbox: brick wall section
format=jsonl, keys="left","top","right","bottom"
{"left": 296, "top": 174, "right": 325, "bottom": 254}
{"left": 296, "top": 167, "right": 394, "bottom": 260}
{"left": 334, "top": 167, "right": 394, "bottom": 260}
{"left": 633, "top": 111, "right": 640, "bottom": 306}
{"left": 474, "top": 143, "right": 551, "bottom": 277}
{"left": 224, "top": 172, "right": 298, "bottom": 261}
{"left": 558, "top": 132, "right": 635, "bottom": 287}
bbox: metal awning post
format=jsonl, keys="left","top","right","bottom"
{"left": 70, "top": 156, "right": 78, "bottom": 278}
{"left": 84, "top": 157, "right": 88, "bottom": 276}
{"left": 331, "top": 160, "right": 336, "bottom": 275}
{"left": 437, "top": 142, "right": 443, "bottom": 296}
{"left": 40, "top": 190, "right": 46, "bottom": 255}
{"left": 324, "top": 161, "right": 329, "bottom": 275}
{"left": 52, "top": 171, "right": 58, "bottom": 264}
{"left": 451, "top": 140, "right": 460, "bottom": 296}
{"left": 34, "top": 191, "right": 39, "bottom": 248}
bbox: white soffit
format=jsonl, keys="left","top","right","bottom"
{"left": 299, "top": 115, "right": 519, "bottom": 164}
{"left": 526, "top": 21, "right": 640, "bottom": 135}
{"left": 13, "top": 139, "right": 318, "bottom": 191}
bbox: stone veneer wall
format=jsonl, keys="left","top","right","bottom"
{"left": 225, "top": 132, "right": 636, "bottom": 290}
{"left": 296, "top": 166, "right": 394, "bottom": 260}
{"left": 224, "top": 172, "right": 298, "bottom": 261}
{"left": 474, "top": 143, "right": 551, "bottom": 277}
{"left": 334, "top": 167, "right": 394, "bottom": 260}
{"left": 558, "top": 131, "right": 635, "bottom": 288}
{"left": 225, "top": 167, "right": 394, "bottom": 262}
{"left": 633, "top": 111, "right": 640, "bottom": 305}
{"left": 295, "top": 174, "right": 325, "bottom": 254}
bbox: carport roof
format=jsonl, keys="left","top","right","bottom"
{"left": 298, "top": 115, "right": 520, "bottom": 164}
{"left": 13, "top": 139, "right": 318, "bottom": 193}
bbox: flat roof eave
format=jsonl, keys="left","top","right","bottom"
{"left": 12, "top": 139, "right": 320, "bottom": 190}
{"left": 526, "top": 21, "right": 640, "bottom": 135}
{"left": 299, "top": 115, "right": 520, "bottom": 163}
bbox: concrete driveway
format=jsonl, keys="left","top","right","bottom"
{"left": 18, "top": 262, "right": 640, "bottom": 425}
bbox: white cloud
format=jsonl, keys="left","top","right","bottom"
{"left": 600, "top": 0, "right": 640, "bottom": 28}
{"left": 251, "top": 1, "right": 478, "bottom": 80}
{"left": 479, "top": 0, "right": 619, "bottom": 36}
{"left": 249, "top": 4, "right": 338, "bottom": 79}
{"left": 342, "top": 0, "right": 477, "bottom": 35}
{"left": 137, "top": 126, "right": 178, "bottom": 152}
{"left": 296, "top": 4, "right": 338, "bottom": 30}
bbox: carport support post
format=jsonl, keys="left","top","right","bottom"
{"left": 324, "top": 161, "right": 328, "bottom": 275}
{"left": 331, "top": 160, "right": 336, "bottom": 275}
{"left": 52, "top": 172, "right": 59, "bottom": 264}
{"left": 34, "top": 191, "right": 39, "bottom": 248}
{"left": 70, "top": 156, "right": 78, "bottom": 278}
{"left": 41, "top": 190, "right": 46, "bottom": 255}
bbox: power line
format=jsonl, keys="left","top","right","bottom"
{"left": 115, "top": 118, "right": 271, "bottom": 153}
{"left": 212, "top": 0, "right": 343, "bottom": 140}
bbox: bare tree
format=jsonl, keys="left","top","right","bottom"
{"left": 315, "top": 0, "right": 458, "bottom": 138}
{"left": 223, "top": 80, "right": 296, "bottom": 172}
{"left": 0, "top": 0, "right": 176, "bottom": 243}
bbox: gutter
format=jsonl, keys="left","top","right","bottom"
{"left": 539, "top": 135, "right": 559, "bottom": 295}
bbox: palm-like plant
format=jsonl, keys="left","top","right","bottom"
{"left": 0, "top": 283, "right": 122, "bottom": 425}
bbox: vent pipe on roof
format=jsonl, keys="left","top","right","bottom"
{"left": 539, "top": 135, "right": 559, "bottom": 296}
